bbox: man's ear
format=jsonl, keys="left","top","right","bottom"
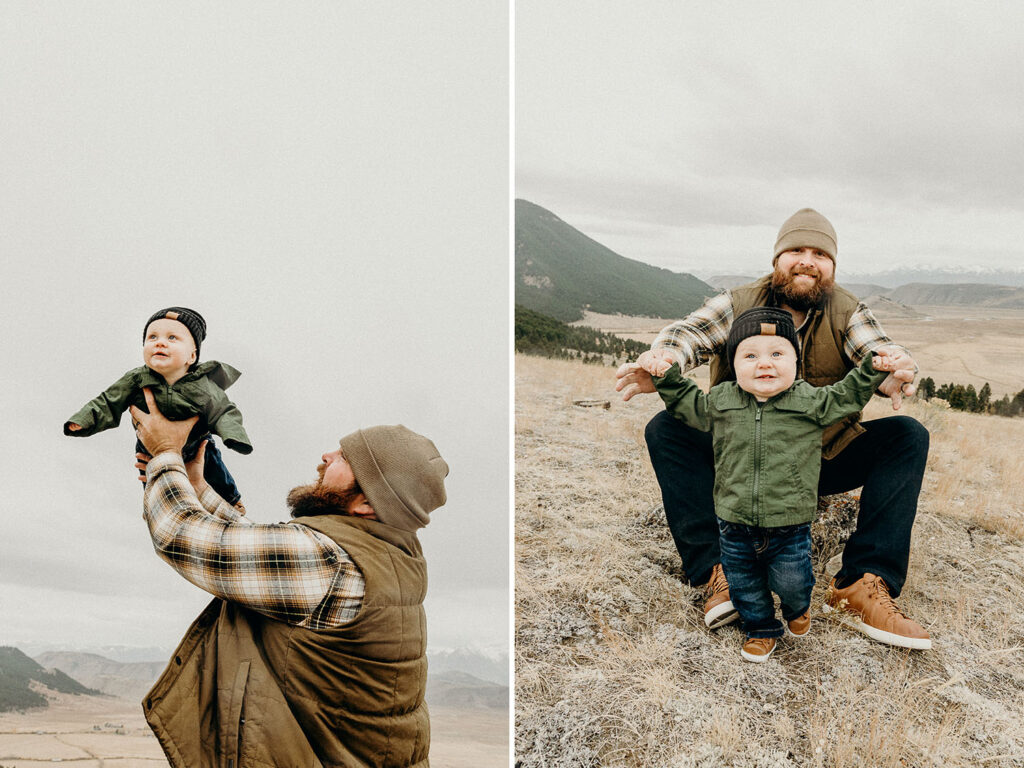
{"left": 348, "top": 494, "right": 377, "bottom": 520}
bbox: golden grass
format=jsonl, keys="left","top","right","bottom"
{"left": 515, "top": 353, "right": 1024, "bottom": 768}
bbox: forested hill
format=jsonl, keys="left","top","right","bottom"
{"left": 0, "top": 646, "right": 101, "bottom": 711}
{"left": 515, "top": 199, "right": 714, "bottom": 322}
{"left": 515, "top": 304, "right": 648, "bottom": 364}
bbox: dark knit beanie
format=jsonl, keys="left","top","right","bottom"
{"left": 773, "top": 208, "right": 837, "bottom": 263}
{"left": 338, "top": 425, "right": 449, "bottom": 531}
{"left": 143, "top": 307, "right": 207, "bottom": 367}
{"left": 726, "top": 307, "right": 799, "bottom": 365}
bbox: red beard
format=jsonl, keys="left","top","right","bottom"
{"left": 286, "top": 481, "right": 364, "bottom": 518}
{"left": 770, "top": 264, "right": 835, "bottom": 311}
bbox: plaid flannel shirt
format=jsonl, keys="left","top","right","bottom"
{"left": 651, "top": 287, "right": 906, "bottom": 373}
{"left": 143, "top": 452, "right": 364, "bottom": 629}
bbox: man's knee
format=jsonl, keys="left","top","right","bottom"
{"left": 645, "top": 410, "right": 710, "bottom": 455}
{"left": 644, "top": 410, "right": 678, "bottom": 452}
{"left": 886, "top": 415, "right": 930, "bottom": 462}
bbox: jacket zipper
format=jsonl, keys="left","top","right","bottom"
{"left": 753, "top": 404, "right": 763, "bottom": 525}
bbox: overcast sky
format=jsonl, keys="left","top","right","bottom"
{"left": 0, "top": 2, "right": 508, "bottom": 656}
{"left": 516, "top": 1, "right": 1024, "bottom": 278}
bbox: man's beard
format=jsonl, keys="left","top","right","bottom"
{"left": 770, "top": 263, "right": 835, "bottom": 312}
{"left": 286, "top": 482, "right": 364, "bottom": 518}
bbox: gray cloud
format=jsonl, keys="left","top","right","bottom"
{"left": 518, "top": 1, "right": 1024, "bottom": 273}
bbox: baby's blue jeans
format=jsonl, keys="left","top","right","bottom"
{"left": 717, "top": 519, "right": 814, "bottom": 639}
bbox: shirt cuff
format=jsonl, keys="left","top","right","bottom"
{"left": 145, "top": 451, "right": 187, "bottom": 483}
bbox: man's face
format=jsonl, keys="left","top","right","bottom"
{"left": 772, "top": 247, "right": 835, "bottom": 311}
{"left": 143, "top": 318, "right": 197, "bottom": 384}
{"left": 733, "top": 334, "right": 798, "bottom": 402}
{"left": 286, "top": 448, "right": 365, "bottom": 518}
{"left": 317, "top": 449, "right": 357, "bottom": 494}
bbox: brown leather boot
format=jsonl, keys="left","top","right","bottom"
{"left": 703, "top": 563, "right": 739, "bottom": 629}
{"left": 823, "top": 573, "right": 931, "bottom": 650}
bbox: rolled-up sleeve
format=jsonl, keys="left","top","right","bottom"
{"left": 143, "top": 453, "right": 364, "bottom": 628}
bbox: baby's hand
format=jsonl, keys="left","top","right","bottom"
{"left": 872, "top": 351, "right": 898, "bottom": 371}
{"left": 67, "top": 423, "right": 83, "bottom": 432}
{"left": 636, "top": 349, "right": 676, "bottom": 378}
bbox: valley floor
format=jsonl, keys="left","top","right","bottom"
{"left": 0, "top": 695, "right": 508, "bottom": 767}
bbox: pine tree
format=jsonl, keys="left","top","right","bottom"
{"left": 978, "top": 383, "right": 991, "bottom": 412}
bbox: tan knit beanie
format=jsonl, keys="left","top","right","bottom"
{"left": 773, "top": 208, "right": 837, "bottom": 263}
{"left": 338, "top": 425, "right": 448, "bottom": 531}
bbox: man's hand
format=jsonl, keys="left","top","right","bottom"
{"left": 135, "top": 440, "right": 208, "bottom": 494}
{"left": 185, "top": 439, "right": 210, "bottom": 495}
{"left": 615, "top": 350, "right": 677, "bottom": 401}
{"left": 129, "top": 388, "right": 198, "bottom": 456}
{"left": 873, "top": 345, "right": 918, "bottom": 410}
{"left": 135, "top": 451, "right": 151, "bottom": 484}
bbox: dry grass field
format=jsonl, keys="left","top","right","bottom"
{"left": 515, "top": 338, "right": 1024, "bottom": 766}
{"left": 0, "top": 694, "right": 507, "bottom": 767}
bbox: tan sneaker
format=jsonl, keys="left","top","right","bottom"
{"left": 703, "top": 563, "right": 739, "bottom": 629}
{"left": 786, "top": 610, "right": 811, "bottom": 638}
{"left": 740, "top": 636, "right": 776, "bottom": 663}
{"left": 823, "top": 573, "right": 931, "bottom": 650}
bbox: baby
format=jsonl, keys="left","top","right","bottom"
{"left": 64, "top": 306, "right": 252, "bottom": 506}
{"left": 640, "top": 306, "right": 894, "bottom": 662}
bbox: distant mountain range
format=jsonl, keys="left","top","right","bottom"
{"left": 33, "top": 651, "right": 166, "bottom": 701}
{"left": 842, "top": 267, "right": 1024, "bottom": 289}
{"left": 426, "top": 671, "right": 508, "bottom": 709}
{"left": 427, "top": 646, "right": 508, "bottom": 686}
{"left": 1, "top": 645, "right": 508, "bottom": 712}
{"left": 516, "top": 199, "right": 714, "bottom": 322}
{"left": 708, "top": 268, "right": 1024, "bottom": 290}
{"left": 708, "top": 275, "right": 1024, "bottom": 309}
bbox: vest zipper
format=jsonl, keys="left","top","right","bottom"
{"left": 753, "top": 404, "right": 763, "bottom": 524}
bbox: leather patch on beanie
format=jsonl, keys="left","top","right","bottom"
{"left": 165, "top": 311, "right": 180, "bottom": 320}
{"left": 760, "top": 323, "right": 776, "bottom": 335}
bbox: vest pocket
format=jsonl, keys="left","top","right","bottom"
{"left": 224, "top": 660, "right": 250, "bottom": 768}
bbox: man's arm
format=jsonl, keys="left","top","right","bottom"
{"left": 143, "top": 453, "right": 363, "bottom": 627}
{"left": 616, "top": 291, "right": 733, "bottom": 401}
{"left": 843, "top": 302, "right": 918, "bottom": 409}
{"left": 132, "top": 388, "right": 363, "bottom": 628}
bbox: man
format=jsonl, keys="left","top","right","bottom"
{"left": 615, "top": 208, "right": 932, "bottom": 650}
{"left": 130, "top": 387, "right": 448, "bottom": 767}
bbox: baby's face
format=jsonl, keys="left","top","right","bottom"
{"left": 733, "top": 335, "right": 798, "bottom": 402}
{"left": 143, "top": 318, "right": 196, "bottom": 384}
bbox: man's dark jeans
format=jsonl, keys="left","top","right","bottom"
{"left": 645, "top": 411, "right": 929, "bottom": 597}
{"left": 718, "top": 520, "right": 814, "bottom": 639}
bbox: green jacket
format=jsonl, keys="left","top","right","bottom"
{"left": 712, "top": 276, "right": 866, "bottom": 459}
{"left": 144, "top": 516, "right": 429, "bottom": 768}
{"left": 64, "top": 361, "right": 252, "bottom": 454}
{"left": 654, "top": 355, "right": 887, "bottom": 527}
